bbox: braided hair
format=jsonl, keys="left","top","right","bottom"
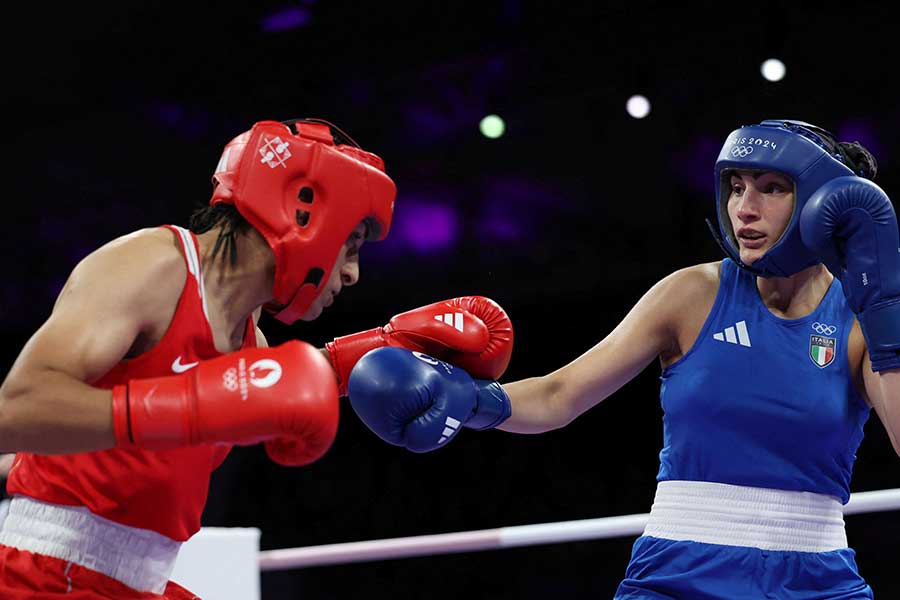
{"left": 188, "top": 204, "right": 250, "bottom": 266}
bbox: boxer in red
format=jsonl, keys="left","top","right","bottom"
{"left": 0, "top": 119, "right": 513, "bottom": 598}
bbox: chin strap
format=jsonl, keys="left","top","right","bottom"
{"left": 704, "top": 218, "right": 763, "bottom": 276}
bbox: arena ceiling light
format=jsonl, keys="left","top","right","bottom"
{"left": 480, "top": 114, "right": 506, "bottom": 139}
{"left": 761, "top": 58, "right": 787, "bottom": 82}
{"left": 626, "top": 95, "right": 651, "bottom": 119}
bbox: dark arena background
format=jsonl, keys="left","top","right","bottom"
{"left": 3, "top": 2, "right": 900, "bottom": 598}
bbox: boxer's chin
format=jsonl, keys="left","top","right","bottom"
{"left": 738, "top": 239, "right": 772, "bottom": 266}
{"left": 299, "top": 299, "right": 325, "bottom": 322}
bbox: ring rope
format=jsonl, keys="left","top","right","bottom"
{"left": 257, "top": 487, "right": 900, "bottom": 571}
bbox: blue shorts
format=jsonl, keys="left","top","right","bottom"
{"left": 614, "top": 536, "right": 873, "bottom": 600}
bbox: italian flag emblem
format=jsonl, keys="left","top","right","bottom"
{"left": 809, "top": 335, "right": 836, "bottom": 368}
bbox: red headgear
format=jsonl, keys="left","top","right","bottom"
{"left": 210, "top": 119, "right": 396, "bottom": 323}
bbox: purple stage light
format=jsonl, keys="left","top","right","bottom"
{"left": 144, "top": 102, "right": 211, "bottom": 139}
{"left": 483, "top": 176, "right": 534, "bottom": 202}
{"left": 153, "top": 103, "right": 185, "bottom": 128}
{"left": 672, "top": 135, "right": 721, "bottom": 195}
{"left": 260, "top": 7, "right": 311, "bottom": 32}
{"left": 395, "top": 200, "right": 459, "bottom": 252}
{"left": 477, "top": 196, "right": 525, "bottom": 243}
{"left": 835, "top": 119, "right": 886, "bottom": 165}
{"left": 479, "top": 215, "right": 521, "bottom": 241}
{"left": 408, "top": 105, "right": 456, "bottom": 140}
{"left": 475, "top": 175, "right": 564, "bottom": 243}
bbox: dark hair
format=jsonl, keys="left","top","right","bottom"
{"left": 809, "top": 126, "right": 878, "bottom": 180}
{"left": 836, "top": 141, "right": 878, "bottom": 180}
{"left": 188, "top": 204, "right": 250, "bottom": 266}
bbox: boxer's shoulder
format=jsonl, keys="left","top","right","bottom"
{"left": 98, "top": 227, "right": 183, "bottom": 261}
{"left": 653, "top": 262, "right": 721, "bottom": 364}
{"left": 672, "top": 261, "right": 722, "bottom": 287}
{"left": 93, "top": 227, "right": 184, "bottom": 284}
{"left": 62, "top": 228, "right": 187, "bottom": 324}
{"left": 652, "top": 261, "right": 721, "bottom": 312}
{"left": 674, "top": 261, "right": 720, "bottom": 314}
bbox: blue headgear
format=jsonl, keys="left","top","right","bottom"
{"left": 712, "top": 119, "right": 857, "bottom": 277}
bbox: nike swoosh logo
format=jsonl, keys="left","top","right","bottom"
{"left": 172, "top": 356, "right": 200, "bottom": 373}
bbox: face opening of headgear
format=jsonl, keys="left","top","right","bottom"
{"left": 708, "top": 119, "right": 858, "bottom": 278}
{"left": 209, "top": 118, "right": 397, "bottom": 324}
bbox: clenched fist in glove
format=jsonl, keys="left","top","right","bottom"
{"left": 326, "top": 296, "right": 513, "bottom": 395}
{"left": 800, "top": 176, "right": 900, "bottom": 371}
{"left": 348, "top": 347, "right": 511, "bottom": 453}
{"left": 112, "top": 341, "right": 339, "bottom": 466}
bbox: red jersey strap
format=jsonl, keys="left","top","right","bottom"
{"left": 163, "top": 225, "right": 211, "bottom": 323}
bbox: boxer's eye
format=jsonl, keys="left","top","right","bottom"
{"left": 345, "top": 232, "right": 365, "bottom": 257}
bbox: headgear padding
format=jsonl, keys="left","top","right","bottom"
{"left": 714, "top": 119, "right": 855, "bottom": 278}
{"left": 211, "top": 119, "right": 396, "bottom": 323}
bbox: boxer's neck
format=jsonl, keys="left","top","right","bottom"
{"left": 755, "top": 263, "right": 833, "bottom": 320}
{"left": 195, "top": 226, "right": 274, "bottom": 350}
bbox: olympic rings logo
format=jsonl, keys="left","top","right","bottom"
{"left": 222, "top": 368, "right": 239, "bottom": 391}
{"left": 730, "top": 145, "right": 754, "bottom": 158}
{"left": 812, "top": 322, "right": 837, "bottom": 335}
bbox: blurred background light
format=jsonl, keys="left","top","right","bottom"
{"left": 626, "top": 95, "right": 651, "bottom": 119}
{"left": 479, "top": 114, "right": 506, "bottom": 139}
{"left": 394, "top": 199, "right": 460, "bottom": 253}
{"left": 260, "top": 6, "right": 312, "bottom": 32}
{"left": 761, "top": 58, "right": 786, "bottom": 82}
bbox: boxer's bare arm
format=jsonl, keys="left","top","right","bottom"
{"left": 0, "top": 229, "right": 186, "bottom": 454}
{"left": 0, "top": 453, "right": 14, "bottom": 477}
{"left": 498, "top": 263, "right": 720, "bottom": 433}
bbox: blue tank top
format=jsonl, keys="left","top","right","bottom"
{"left": 657, "top": 259, "right": 870, "bottom": 503}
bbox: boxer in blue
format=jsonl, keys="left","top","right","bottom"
{"left": 349, "top": 120, "right": 899, "bottom": 598}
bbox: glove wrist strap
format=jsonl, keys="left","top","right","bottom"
{"left": 111, "top": 385, "right": 134, "bottom": 447}
{"left": 126, "top": 375, "right": 195, "bottom": 448}
{"left": 327, "top": 328, "right": 385, "bottom": 396}
{"left": 465, "top": 380, "right": 511, "bottom": 430}
{"left": 859, "top": 298, "right": 900, "bottom": 371}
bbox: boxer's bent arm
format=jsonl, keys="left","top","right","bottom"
{"left": 498, "top": 267, "right": 706, "bottom": 433}
{"left": 0, "top": 231, "right": 183, "bottom": 454}
{"left": 861, "top": 350, "right": 900, "bottom": 458}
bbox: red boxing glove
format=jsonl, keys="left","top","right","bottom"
{"left": 326, "top": 296, "right": 513, "bottom": 396}
{"left": 111, "top": 341, "right": 339, "bottom": 466}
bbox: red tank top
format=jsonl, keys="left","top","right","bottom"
{"left": 7, "top": 226, "right": 257, "bottom": 541}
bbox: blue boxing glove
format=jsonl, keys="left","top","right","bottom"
{"left": 348, "top": 347, "right": 511, "bottom": 452}
{"left": 800, "top": 176, "right": 900, "bottom": 371}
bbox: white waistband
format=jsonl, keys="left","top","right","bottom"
{"left": 643, "top": 480, "right": 847, "bottom": 552}
{"left": 0, "top": 496, "right": 181, "bottom": 593}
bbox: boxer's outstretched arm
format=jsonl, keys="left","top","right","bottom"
{"left": 0, "top": 230, "right": 185, "bottom": 454}
{"left": 498, "top": 265, "right": 716, "bottom": 433}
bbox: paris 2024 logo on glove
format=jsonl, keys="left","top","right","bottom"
{"left": 222, "top": 358, "right": 284, "bottom": 398}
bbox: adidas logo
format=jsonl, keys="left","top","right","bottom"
{"left": 712, "top": 320, "right": 752, "bottom": 347}
{"left": 439, "top": 416, "right": 461, "bottom": 444}
{"left": 434, "top": 312, "right": 465, "bottom": 332}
